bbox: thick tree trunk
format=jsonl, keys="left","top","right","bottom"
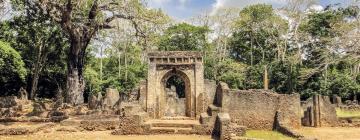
{"left": 66, "top": 40, "right": 86, "bottom": 105}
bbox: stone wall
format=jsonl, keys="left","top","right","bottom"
{"left": 0, "top": 96, "right": 20, "bottom": 108}
{"left": 215, "top": 82, "right": 301, "bottom": 130}
{"left": 204, "top": 79, "right": 216, "bottom": 111}
{"left": 301, "top": 95, "right": 338, "bottom": 127}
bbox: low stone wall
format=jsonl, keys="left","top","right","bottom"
{"left": 0, "top": 96, "right": 21, "bottom": 108}
{"left": 213, "top": 113, "right": 246, "bottom": 140}
{"left": 215, "top": 82, "right": 301, "bottom": 130}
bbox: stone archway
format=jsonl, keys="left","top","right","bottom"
{"left": 161, "top": 69, "right": 191, "bottom": 117}
{"left": 146, "top": 51, "right": 205, "bottom": 119}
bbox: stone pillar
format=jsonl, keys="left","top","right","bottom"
{"left": 195, "top": 62, "right": 205, "bottom": 118}
{"left": 313, "top": 95, "right": 321, "bottom": 127}
{"left": 147, "top": 63, "right": 157, "bottom": 118}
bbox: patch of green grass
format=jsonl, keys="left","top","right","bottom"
{"left": 336, "top": 108, "right": 360, "bottom": 118}
{"left": 246, "top": 130, "right": 294, "bottom": 140}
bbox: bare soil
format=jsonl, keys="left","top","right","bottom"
{"left": 296, "top": 127, "right": 360, "bottom": 140}
{"left": 0, "top": 131, "right": 212, "bottom": 140}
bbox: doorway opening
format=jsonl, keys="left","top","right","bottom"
{"left": 162, "top": 70, "right": 191, "bottom": 117}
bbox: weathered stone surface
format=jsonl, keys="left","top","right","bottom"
{"left": 31, "top": 103, "right": 48, "bottom": 117}
{"left": 0, "top": 96, "right": 19, "bottom": 108}
{"left": 17, "top": 87, "right": 28, "bottom": 100}
{"left": 146, "top": 51, "right": 204, "bottom": 119}
{"left": 0, "top": 128, "right": 31, "bottom": 135}
{"left": 0, "top": 123, "right": 55, "bottom": 135}
{"left": 111, "top": 116, "right": 146, "bottom": 135}
{"left": 75, "top": 106, "right": 88, "bottom": 115}
{"left": 102, "top": 88, "right": 120, "bottom": 108}
{"left": 301, "top": 95, "right": 338, "bottom": 127}
{"left": 96, "top": 93, "right": 103, "bottom": 109}
{"left": 138, "top": 80, "right": 147, "bottom": 111}
{"left": 1, "top": 108, "right": 21, "bottom": 117}
{"left": 215, "top": 82, "right": 301, "bottom": 130}
{"left": 80, "top": 120, "right": 119, "bottom": 131}
{"left": 88, "top": 94, "right": 97, "bottom": 110}
{"left": 56, "top": 127, "right": 78, "bottom": 132}
{"left": 204, "top": 79, "right": 216, "bottom": 108}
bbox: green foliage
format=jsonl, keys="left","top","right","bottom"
{"left": 84, "top": 67, "right": 101, "bottom": 94}
{"left": 85, "top": 44, "right": 147, "bottom": 95}
{"left": 158, "top": 23, "right": 210, "bottom": 51}
{"left": 269, "top": 61, "right": 300, "bottom": 94}
{"left": 0, "top": 10, "right": 68, "bottom": 98}
{"left": 216, "top": 59, "right": 246, "bottom": 89}
{"left": 230, "top": 4, "right": 288, "bottom": 65}
{"left": 326, "top": 68, "right": 360, "bottom": 98}
{"left": 300, "top": 10, "right": 343, "bottom": 38}
{"left": 0, "top": 1, "right": 359, "bottom": 102}
{"left": 0, "top": 41, "right": 27, "bottom": 95}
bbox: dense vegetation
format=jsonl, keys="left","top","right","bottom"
{"left": 0, "top": 0, "right": 359, "bottom": 103}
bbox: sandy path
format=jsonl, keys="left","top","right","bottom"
{"left": 296, "top": 127, "right": 360, "bottom": 140}
{"left": 0, "top": 131, "right": 212, "bottom": 140}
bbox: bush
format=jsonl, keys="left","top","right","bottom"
{"left": 0, "top": 41, "right": 27, "bottom": 95}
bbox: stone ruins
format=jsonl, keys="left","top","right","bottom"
{"left": 0, "top": 51, "right": 359, "bottom": 139}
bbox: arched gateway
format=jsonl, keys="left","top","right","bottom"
{"left": 147, "top": 51, "right": 204, "bottom": 119}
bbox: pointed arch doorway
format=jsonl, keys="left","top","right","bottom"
{"left": 161, "top": 69, "right": 191, "bottom": 117}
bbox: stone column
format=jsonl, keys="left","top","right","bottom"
{"left": 194, "top": 62, "right": 205, "bottom": 118}
{"left": 313, "top": 95, "right": 321, "bottom": 127}
{"left": 147, "top": 63, "right": 157, "bottom": 118}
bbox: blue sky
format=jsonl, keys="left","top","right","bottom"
{"left": 147, "top": 0, "right": 354, "bottom": 20}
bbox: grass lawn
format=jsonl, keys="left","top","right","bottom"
{"left": 246, "top": 130, "right": 294, "bottom": 140}
{"left": 336, "top": 108, "right": 360, "bottom": 118}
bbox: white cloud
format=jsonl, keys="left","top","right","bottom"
{"left": 210, "top": 0, "right": 287, "bottom": 15}
{"left": 306, "top": 4, "right": 324, "bottom": 12}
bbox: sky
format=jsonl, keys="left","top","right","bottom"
{"left": 147, "top": 0, "right": 355, "bottom": 20}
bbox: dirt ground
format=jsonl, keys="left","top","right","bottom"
{"left": 0, "top": 131, "right": 212, "bottom": 140}
{"left": 296, "top": 127, "right": 360, "bottom": 140}
{"left": 2, "top": 123, "right": 360, "bottom": 140}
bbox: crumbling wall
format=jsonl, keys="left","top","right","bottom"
{"left": 138, "top": 80, "right": 147, "bottom": 111}
{"left": 204, "top": 79, "right": 216, "bottom": 110}
{"left": 301, "top": 95, "right": 337, "bottom": 127}
{"left": 319, "top": 95, "right": 338, "bottom": 126}
{"left": 215, "top": 82, "right": 301, "bottom": 130}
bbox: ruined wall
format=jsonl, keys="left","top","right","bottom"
{"left": 301, "top": 95, "right": 338, "bottom": 127}
{"left": 204, "top": 80, "right": 216, "bottom": 108}
{"left": 216, "top": 82, "right": 301, "bottom": 130}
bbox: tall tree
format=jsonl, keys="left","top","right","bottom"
{"left": 0, "top": 5, "right": 67, "bottom": 99}
{"left": 230, "top": 4, "right": 288, "bottom": 66}
{"left": 19, "top": 0, "right": 166, "bottom": 105}
{"left": 158, "top": 23, "right": 210, "bottom": 51}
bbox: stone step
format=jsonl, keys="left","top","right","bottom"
{"left": 145, "top": 119, "right": 200, "bottom": 128}
{"left": 151, "top": 122, "right": 195, "bottom": 128}
{"left": 161, "top": 116, "right": 192, "bottom": 120}
{"left": 149, "top": 127, "right": 193, "bottom": 134}
{"left": 144, "top": 119, "right": 200, "bottom": 134}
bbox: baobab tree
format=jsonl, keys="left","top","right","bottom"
{"left": 25, "top": 0, "right": 167, "bottom": 105}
